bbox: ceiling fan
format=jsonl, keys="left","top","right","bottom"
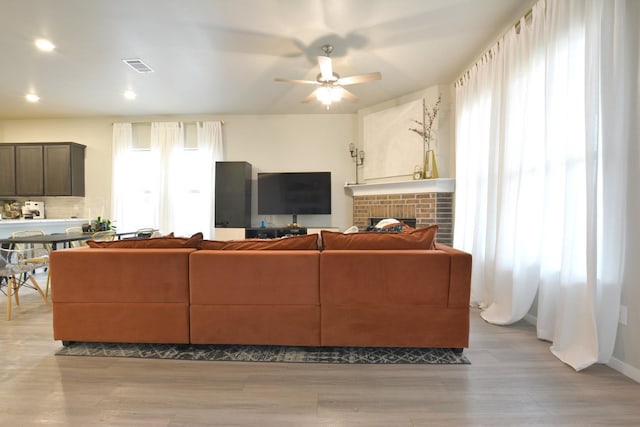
{"left": 275, "top": 44, "right": 382, "bottom": 108}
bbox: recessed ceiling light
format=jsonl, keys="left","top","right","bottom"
{"left": 35, "top": 38, "right": 55, "bottom": 52}
{"left": 25, "top": 93, "right": 40, "bottom": 103}
{"left": 123, "top": 90, "right": 137, "bottom": 100}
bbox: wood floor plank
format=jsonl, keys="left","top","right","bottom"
{"left": 1, "top": 282, "right": 639, "bottom": 426}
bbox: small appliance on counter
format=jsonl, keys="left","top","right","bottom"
{"left": 2, "top": 201, "right": 22, "bottom": 219}
{"left": 21, "top": 200, "right": 45, "bottom": 219}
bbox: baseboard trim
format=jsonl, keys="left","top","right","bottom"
{"left": 521, "top": 313, "right": 638, "bottom": 383}
{"left": 608, "top": 357, "right": 640, "bottom": 383}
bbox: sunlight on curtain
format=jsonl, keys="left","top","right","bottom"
{"left": 151, "top": 122, "right": 184, "bottom": 235}
{"left": 111, "top": 123, "right": 133, "bottom": 229}
{"left": 196, "top": 121, "right": 224, "bottom": 237}
{"left": 112, "top": 121, "right": 224, "bottom": 238}
{"left": 169, "top": 121, "right": 223, "bottom": 238}
{"left": 112, "top": 123, "right": 160, "bottom": 231}
{"left": 454, "top": 0, "right": 635, "bottom": 370}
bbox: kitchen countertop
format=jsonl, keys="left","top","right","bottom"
{"left": 0, "top": 218, "right": 91, "bottom": 238}
{"left": 0, "top": 218, "right": 90, "bottom": 224}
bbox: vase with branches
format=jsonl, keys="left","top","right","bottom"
{"left": 409, "top": 95, "right": 441, "bottom": 179}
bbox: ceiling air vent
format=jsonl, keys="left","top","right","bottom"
{"left": 122, "top": 58, "right": 154, "bottom": 73}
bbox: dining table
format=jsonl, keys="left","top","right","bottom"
{"left": 0, "top": 231, "right": 139, "bottom": 250}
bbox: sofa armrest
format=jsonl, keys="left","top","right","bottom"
{"left": 435, "top": 243, "right": 472, "bottom": 308}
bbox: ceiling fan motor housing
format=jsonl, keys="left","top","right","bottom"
{"left": 317, "top": 72, "right": 340, "bottom": 83}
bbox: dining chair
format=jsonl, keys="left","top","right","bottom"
{"left": 65, "top": 226, "right": 87, "bottom": 248}
{"left": 91, "top": 230, "right": 117, "bottom": 241}
{"left": 135, "top": 228, "right": 156, "bottom": 238}
{"left": 11, "top": 230, "right": 52, "bottom": 297}
{"left": 0, "top": 246, "right": 52, "bottom": 320}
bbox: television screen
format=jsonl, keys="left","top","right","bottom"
{"left": 258, "top": 172, "right": 331, "bottom": 215}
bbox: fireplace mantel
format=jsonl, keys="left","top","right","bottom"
{"left": 344, "top": 178, "right": 455, "bottom": 197}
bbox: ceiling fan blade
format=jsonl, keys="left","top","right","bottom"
{"left": 318, "top": 56, "right": 333, "bottom": 81}
{"left": 303, "top": 89, "right": 320, "bottom": 103}
{"left": 337, "top": 87, "right": 359, "bottom": 102}
{"left": 274, "top": 77, "right": 319, "bottom": 85}
{"left": 338, "top": 72, "right": 382, "bottom": 86}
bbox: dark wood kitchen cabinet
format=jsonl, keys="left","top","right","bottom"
{"left": 15, "top": 144, "right": 44, "bottom": 196}
{"left": 0, "top": 142, "right": 85, "bottom": 197}
{"left": 44, "top": 143, "right": 85, "bottom": 196}
{"left": 0, "top": 145, "right": 16, "bottom": 196}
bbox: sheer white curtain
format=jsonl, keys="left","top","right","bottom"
{"left": 454, "top": 0, "right": 635, "bottom": 370}
{"left": 111, "top": 123, "right": 134, "bottom": 229}
{"left": 112, "top": 121, "right": 224, "bottom": 238}
{"left": 168, "top": 121, "right": 224, "bottom": 238}
{"left": 196, "top": 121, "right": 224, "bottom": 237}
{"left": 111, "top": 124, "right": 161, "bottom": 233}
{"left": 150, "top": 122, "right": 184, "bottom": 235}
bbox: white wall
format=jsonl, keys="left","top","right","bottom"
{"left": 357, "top": 84, "right": 454, "bottom": 182}
{"left": 221, "top": 114, "right": 356, "bottom": 230}
{"left": 0, "top": 113, "right": 357, "bottom": 231}
{"left": 610, "top": 0, "right": 640, "bottom": 379}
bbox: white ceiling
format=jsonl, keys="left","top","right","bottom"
{"left": 0, "top": 0, "right": 533, "bottom": 119}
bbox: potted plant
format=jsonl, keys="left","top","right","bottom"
{"left": 91, "top": 216, "right": 116, "bottom": 232}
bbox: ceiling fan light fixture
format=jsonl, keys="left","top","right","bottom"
{"left": 331, "top": 87, "right": 343, "bottom": 102}
{"left": 316, "top": 86, "right": 342, "bottom": 105}
{"left": 316, "top": 86, "right": 331, "bottom": 105}
{"left": 274, "top": 44, "right": 380, "bottom": 109}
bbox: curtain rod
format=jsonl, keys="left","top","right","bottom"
{"left": 112, "top": 120, "right": 224, "bottom": 126}
{"left": 455, "top": 4, "right": 535, "bottom": 87}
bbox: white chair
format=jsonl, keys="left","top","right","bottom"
{"left": 11, "top": 230, "right": 52, "bottom": 297}
{"left": 0, "top": 246, "right": 52, "bottom": 320}
{"left": 135, "top": 228, "right": 156, "bottom": 238}
{"left": 65, "top": 226, "right": 87, "bottom": 248}
{"left": 91, "top": 230, "right": 116, "bottom": 241}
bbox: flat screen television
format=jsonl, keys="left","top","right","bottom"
{"left": 258, "top": 172, "right": 331, "bottom": 224}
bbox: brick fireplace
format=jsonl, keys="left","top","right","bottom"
{"left": 345, "top": 179, "right": 455, "bottom": 246}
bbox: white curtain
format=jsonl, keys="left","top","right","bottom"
{"left": 454, "top": 0, "right": 636, "bottom": 370}
{"left": 111, "top": 123, "right": 134, "bottom": 229}
{"left": 150, "top": 122, "right": 184, "bottom": 235}
{"left": 112, "top": 121, "right": 224, "bottom": 238}
{"left": 197, "top": 121, "right": 224, "bottom": 237}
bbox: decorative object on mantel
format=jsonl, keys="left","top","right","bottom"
{"left": 413, "top": 165, "right": 423, "bottom": 180}
{"left": 409, "top": 95, "right": 441, "bottom": 179}
{"left": 348, "top": 142, "right": 365, "bottom": 184}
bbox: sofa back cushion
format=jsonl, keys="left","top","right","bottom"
{"left": 321, "top": 225, "right": 438, "bottom": 250}
{"left": 51, "top": 248, "right": 195, "bottom": 303}
{"left": 87, "top": 232, "right": 203, "bottom": 249}
{"left": 190, "top": 251, "right": 320, "bottom": 305}
{"left": 319, "top": 250, "right": 450, "bottom": 305}
{"left": 201, "top": 233, "right": 318, "bottom": 250}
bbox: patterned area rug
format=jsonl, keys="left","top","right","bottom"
{"left": 56, "top": 343, "right": 470, "bottom": 364}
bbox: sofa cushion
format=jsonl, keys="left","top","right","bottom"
{"left": 321, "top": 225, "right": 438, "bottom": 250}
{"left": 87, "top": 232, "right": 203, "bottom": 249}
{"left": 201, "top": 233, "right": 318, "bottom": 250}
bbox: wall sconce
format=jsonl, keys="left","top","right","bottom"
{"left": 349, "top": 142, "right": 365, "bottom": 184}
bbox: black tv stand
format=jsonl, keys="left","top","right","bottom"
{"left": 245, "top": 226, "right": 307, "bottom": 239}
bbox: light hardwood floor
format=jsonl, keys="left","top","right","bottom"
{"left": 1, "top": 281, "right": 639, "bottom": 426}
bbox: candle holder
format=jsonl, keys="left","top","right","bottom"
{"left": 348, "top": 143, "right": 365, "bottom": 184}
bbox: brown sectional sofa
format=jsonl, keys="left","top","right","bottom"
{"left": 51, "top": 248, "right": 194, "bottom": 344}
{"left": 189, "top": 250, "right": 321, "bottom": 345}
{"left": 50, "top": 229, "right": 472, "bottom": 350}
